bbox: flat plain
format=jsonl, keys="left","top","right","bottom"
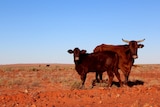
{"left": 0, "top": 64, "right": 160, "bottom": 107}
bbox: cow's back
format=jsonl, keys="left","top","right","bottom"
{"left": 94, "top": 44, "right": 126, "bottom": 54}
{"left": 94, "top": 44, "right": 130, "bottom": 62}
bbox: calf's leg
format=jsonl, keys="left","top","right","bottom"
{"left": 80, "top": 74, "right": 87, "bottom": 89}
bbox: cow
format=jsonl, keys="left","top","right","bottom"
{"left": 68, "top": 48, "right": 122, "bottom": 88}
{"left": 94, "top": 39, "right": 145, "bottom": 85}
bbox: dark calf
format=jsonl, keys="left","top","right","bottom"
{"left": 68, "top": 48, "right": 122, "bottom": 88}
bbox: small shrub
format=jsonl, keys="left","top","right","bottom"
{"left": 0, "top": 78, "right": 5, "bottom": 86}
{"left": 8, "top": 78, "right": 24, "bottom": 86}
{"left": 31, "top": 81, "right": 40, "bottom": 87}
{"left": 70, "top": 81, "right": 81, "bottom": 90}
{"left": 4, "top": 67, "right": 12, "bottom": 72}
{"left": 30, "top": 68, "right": 39, "bottom": 72}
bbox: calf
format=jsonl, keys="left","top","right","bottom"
{"left": 68, "top": 48, "right": 122, "bottom": 88}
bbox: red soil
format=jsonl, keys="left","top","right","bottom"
{"left": 0, "top": 64, "right": 160, "bottom": 107}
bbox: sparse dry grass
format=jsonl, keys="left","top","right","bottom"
{"left": 0, "top": 64, "right": 160, "bottom": 90}
{"left": 0, "top": 64, "right": 78, "bottom": 90}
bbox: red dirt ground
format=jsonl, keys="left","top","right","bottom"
{"left": 0, "top": 64, "right": 160, "bottom": 107}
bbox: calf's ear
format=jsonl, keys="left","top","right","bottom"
{"left": 68, "top": 49, "right": 73, "bottom": 54}
{"left": 81, "top": 50, "right": 87, "bottom": 54}
{"left": 138, "top": 44, "right": 144, "bottom": 48}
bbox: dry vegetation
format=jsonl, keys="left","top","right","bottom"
{"left": 0, "top": 64, "right": 160, "bottom": 107}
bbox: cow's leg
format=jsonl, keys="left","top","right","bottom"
{"left": 92, "top": 72, "right": 103, "bottom": 87}
{"left": 99, "top": 73, "right": 103, "bottom": 83}
{"left": 95, "top": 72, "right": 99, "bottom": 82}
{"left": 124, "top": 67, "right": 131, "bottom": 85}
{"left": 106, "top": 71, "right": 114, "bottom": 87}
{"left": 80, "top": 74, "right": 87, "bottom": 89}
{"left": 95, "top": 72, "right": 102, "bottom": 83}
{"left": 92, "top": 73, "right": 98, "bottom": 87}
{"left": 98, "top": 72, "right": 103, "bottom": 87}
{"left": 124, "top": 73, "right": 129, "bottom": 85}
{"left": 120, "top": 67, "right": 131, "bottom": 85}
{"left": 114, "top": 69, "right": 123, "bottom": 87}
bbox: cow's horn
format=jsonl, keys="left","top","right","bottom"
{"left": 122, "top": 38, "right": 129, "bottom": 43}
{"left": 136, "top": 39, "right": 145, "bottom": 43}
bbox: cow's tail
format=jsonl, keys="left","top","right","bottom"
{"left": 113, "top": 53, "right": 119, "bottom": 72}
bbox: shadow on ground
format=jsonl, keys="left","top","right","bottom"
{"left": 127, "top": 80, "right": 144, "bottom": 87}
{"left": 112, "top": 80, "right": 144, "bottom": 87}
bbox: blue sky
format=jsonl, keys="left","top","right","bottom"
{"left": 0, "top": 0, "right": 160, "bottom": 64}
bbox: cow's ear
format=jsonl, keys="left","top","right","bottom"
{"left": 68, "top": 49, "right": 73, "bottom": 54}
{"left": 81, "top": 50, "right": 86, "bottom": 54}
{"left": 138, "top": 44, "right": 144, "bottom": 48}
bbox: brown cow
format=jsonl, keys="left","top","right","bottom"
{"left": 68, "top": 48, "right": 122, "bottom": 88}
{"left": 94, "top": 39, "right": 145, "bottom": 85}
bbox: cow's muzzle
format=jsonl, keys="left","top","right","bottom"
{"left": 132, "top": 55, "right": 138, "bottom": 59}
{"left": 75, "top": 57, "right": 79, "bottom": 60}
